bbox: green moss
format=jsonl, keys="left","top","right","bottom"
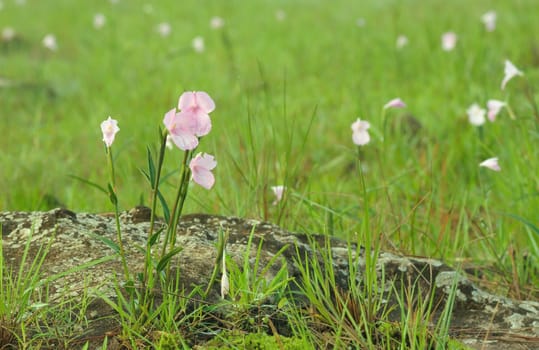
{"left": 196, "top": 331, "right": 313, "bottom": 350}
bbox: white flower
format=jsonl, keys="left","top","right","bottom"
{"left": 93, "top": 13, "right": 106, "bottom": 29}
{"left": 441, "top": 32, "right": 457, "bottom": 51}
{"left": 351, "top": 118, "right": 371, "bottom": 146}
{"left": 220, "top": 254, "right": 229, "bottom": 299}
{"left": 271, "top": 185, "right": 286, "bottom": 205}
{"left": 467, "top": 103, "right": 486, "bottom": 126}
{"left": 2, "top": 27, "right": 15, "bottom": 41}
{"left": 210, "top": 16, "right": 224, "bottom": 29}
{"left": 356, "top": 18, "right": 366, "bottom": 27}
{"left": 275, "top": 9, "right": 286, "bottom": 21}
{"left": 192, "top": 36, "right": 205, "bottom": 53}
{"left": 396, "top": 35, "right": 408, "bottom": 49}
{"left": 42, "top": 34, "right": 57, "bottom": 51}
{"left": 481, "top": 11, "right": 496, "bottom": 32}
{"left": 501, "top": 60, "right": 523, "bottom": 90}
{"left": 479, "top": 157, "right": 501, "bottom": 172}
{"left": 156, "top": 22, "right": 171, "bottom": 37}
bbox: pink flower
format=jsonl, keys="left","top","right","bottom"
{"left": 501, "top": 60, "right": 523, "bottom": 90}
{"left": 163, "top": 108, "right": 199, "bottom": 150}
{"left": 441, "top": 32, "right": 457, "bottom": 51}
{"left": 486, "top": 99, "right": 506, "bottom": 122}
{"left": 481, "top": 11, "right": 496, "bottom": 32}
{"left": 384, "top": 98, "right": 406, "bottom": 109}
{"left": 467, "top": 103, "right": 486, "bottom": 126}
{"left": 351, "top": 119, "right": 371, "bottom": 146}
{"left": 189, "top": 153, "right": 217, "bottom": 189}
{"left": 271, "top": 185, "right": 286, "bottom": 205}
{"left": 178, "top": 91, "right": 215, "bottom": 136}
{"left": 479, "top": 157, "right": 500, "bottom": 172}
{"left": 100, "top": 117, "right": 120, "bottom": 147}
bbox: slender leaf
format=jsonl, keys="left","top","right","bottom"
{"left": 68, "top": 174, "right": 107, "bottom": 194}
{"left": 156, "top": 247, "right": 183, "bottom": 273}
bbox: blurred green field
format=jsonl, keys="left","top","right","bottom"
{"left": 1, "top": 0, "right": 539, "bottom": 294}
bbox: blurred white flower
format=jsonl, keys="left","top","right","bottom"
{"left": 271, "top": 185, "right": 286, "bottom": 205}
{"left": 15, "top": 0, "right": 25, "bottom": 5}
{"left": 156, "top": 22, "right": 171, "bottom": 37}
{"left": 481, "top": 11, "right": 496, "bottom": 32}
{"left": 351, "top": 118, "right": 371, "bottom": 146}
{"left": 192, "top": 36, "right": 205, "bottom": 53}
{"left": 467, "top": 103, "right": 486, "bottom": 126}
{"left": 396, "top": 35, "right": 408, "bottom": 49}
{"left": 275, "top": 9, "right": 286, "bottom": 21}
{"left": 2, "top": 27, "right": 15, "bottom": 41}
{"left": 42, "top": 34, "right": 58, "bottom": 51}
{"left": 441, "top": 32, "right": 457, "bottom": 51}
{"left": 356, "top": 18, "right": 366, "bottom": 27}
{"left": 479, "top": 157, "right": 500, "bottom": 172}
{"left": 210, "top": 16, "right": 224, "bottom": 29}
{"left": 501, "top": 60, "right": 523, "bottom": 90}
{"left": 93, "top": 13, "right": 106, "bottom": 29}
{"left": 220, "top": 254, "right": 229, "bottom": 299}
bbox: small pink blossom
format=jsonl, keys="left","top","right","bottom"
{"left": 100, "top": 117, "right": 120, "bottom": 147}
{"left": 481, "top": 11, "right": 497, "bottom": 32}
{"left": 178, "top": 91, "right": 215, "bottom": 136}
{"left": 351, "top": 119, "right": 371, "bottom": 146}
{"left": 467, "top": 103, "right": 486, "bottom": 126}
{"left": 486, "top": 99, "right": 506, "bottom": 122}
{"left": 271, "top": 185, "right": 286, "bottom": 205}
{"left": 384, "top": 98, "right": 406, "bottom": 109}
{"left": 189, "top": 153, "right": 217, "bottom": 189}
{"left": 501, "top": 60, "right": 523, "bottom": 90}
{"left": 163, "top": 108, "right": 199, "bottom": 150}
{"left": 479, "top": 157, "right": 500, "bottom": 172}
{"left": 441, "top": 32, "right": 457, "bottom": 51}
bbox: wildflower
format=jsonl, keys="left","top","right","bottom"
{"left": 178, "top": 91, "right": 215, "bottom": 136}
{"left": 396, "top": 35, "right": 408, "bottom": 49}
{"left": 221, "top": 254, "right": 229, "bottom": 299}
{"left": 384, "top": 98, "right": 406, "bottom": 109}
{"left": 275, "top": 9, "right": 286, "bottom": 21}
{"left": 165, "top": 135, "right": 174, "bottom": 150}
{"left": 192, "top": 36, "right": 205, "bottom": 53}
{"left": 210, "top": 16, "right": 224, "bottom": 29}
{"left": 2, "top": 27, "right": 15, "bottom": 41}
{"left": 156, "top": 22, "right": 171, "bottom": 37}
{"left": 351, "top": 119, "right": 371, "bottom": 146}
{"left": 189, "top": 153, "right": 217, "bottom": 189}
{"left": 93, "top": 13, "right": 106, "bottom": 29}
{"left": 100, "top": 117, "right": 120, "bottom": 147}
{"left": 467, "top": 103, "right": 486, "bottom": 126}
{"left": 481, "top": 11, "right": 496, "bottom": 32}
{"left": 486, "top": 99, "right": 506, "bottom": 122}
{"left": 441, "top": 32, "right": 457, "bottom": 51}
{"left": 163, "top": 108, "right": 199, "bottom": 151}
{"left": 356, "top": 18, "right": 366, "bottom": 27}
{"left": 479, "top": 157, "right": 500, "bottom": 172}
{"left": 271, "top": 185, "right": 286, "bottom": 205}
{"left": 501, "top": 60, "right": 523, "bottom": 90}
{"left": 42, "top": 34, "right": 57, "bottom": 51}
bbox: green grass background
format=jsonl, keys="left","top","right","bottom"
{"left": 1, "top": 0, "right": 538, "bottom": 293}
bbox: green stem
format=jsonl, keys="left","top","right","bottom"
{"left": 107, "top": 147, "right": 130, "bottom": 283}
{"left": 161, "top": 150, "right": 193, "bottom": 267}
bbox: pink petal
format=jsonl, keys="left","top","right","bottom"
{"left": 384, "top": 98, "right": 406, "bottom": 109}
{"left": 163, "top": 108, "right": 177, "bottom": 131}
{"left": 100, "top": 117, "right": 119, "bottom": 147}
{"left": 194, "top": 111, "right": 212, "bottom": 136}
{"left": 178, "top": 92, "right": 196, "bottom": 111}
{"left": 479, "top": 157, "right": 501, "bottom": 172}
{"left": 190, "top": 153, "right": 217, "bottom": 189}
{"left": 170, "top": 132, "right": 198, "bottom": 151}
{"left": 194, "top": 91, "right": 215, "bottom": 113}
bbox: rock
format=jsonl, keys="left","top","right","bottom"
{"left": 1, "top": 208, "right": 538, "bottom": 349}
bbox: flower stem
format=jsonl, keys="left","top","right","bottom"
{"left": 106, "top": 146, "right": 131, "bottom": 283}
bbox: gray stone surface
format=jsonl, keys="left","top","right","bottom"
{"left": 1, "top": 208, "right": 539, "bottom": 349}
